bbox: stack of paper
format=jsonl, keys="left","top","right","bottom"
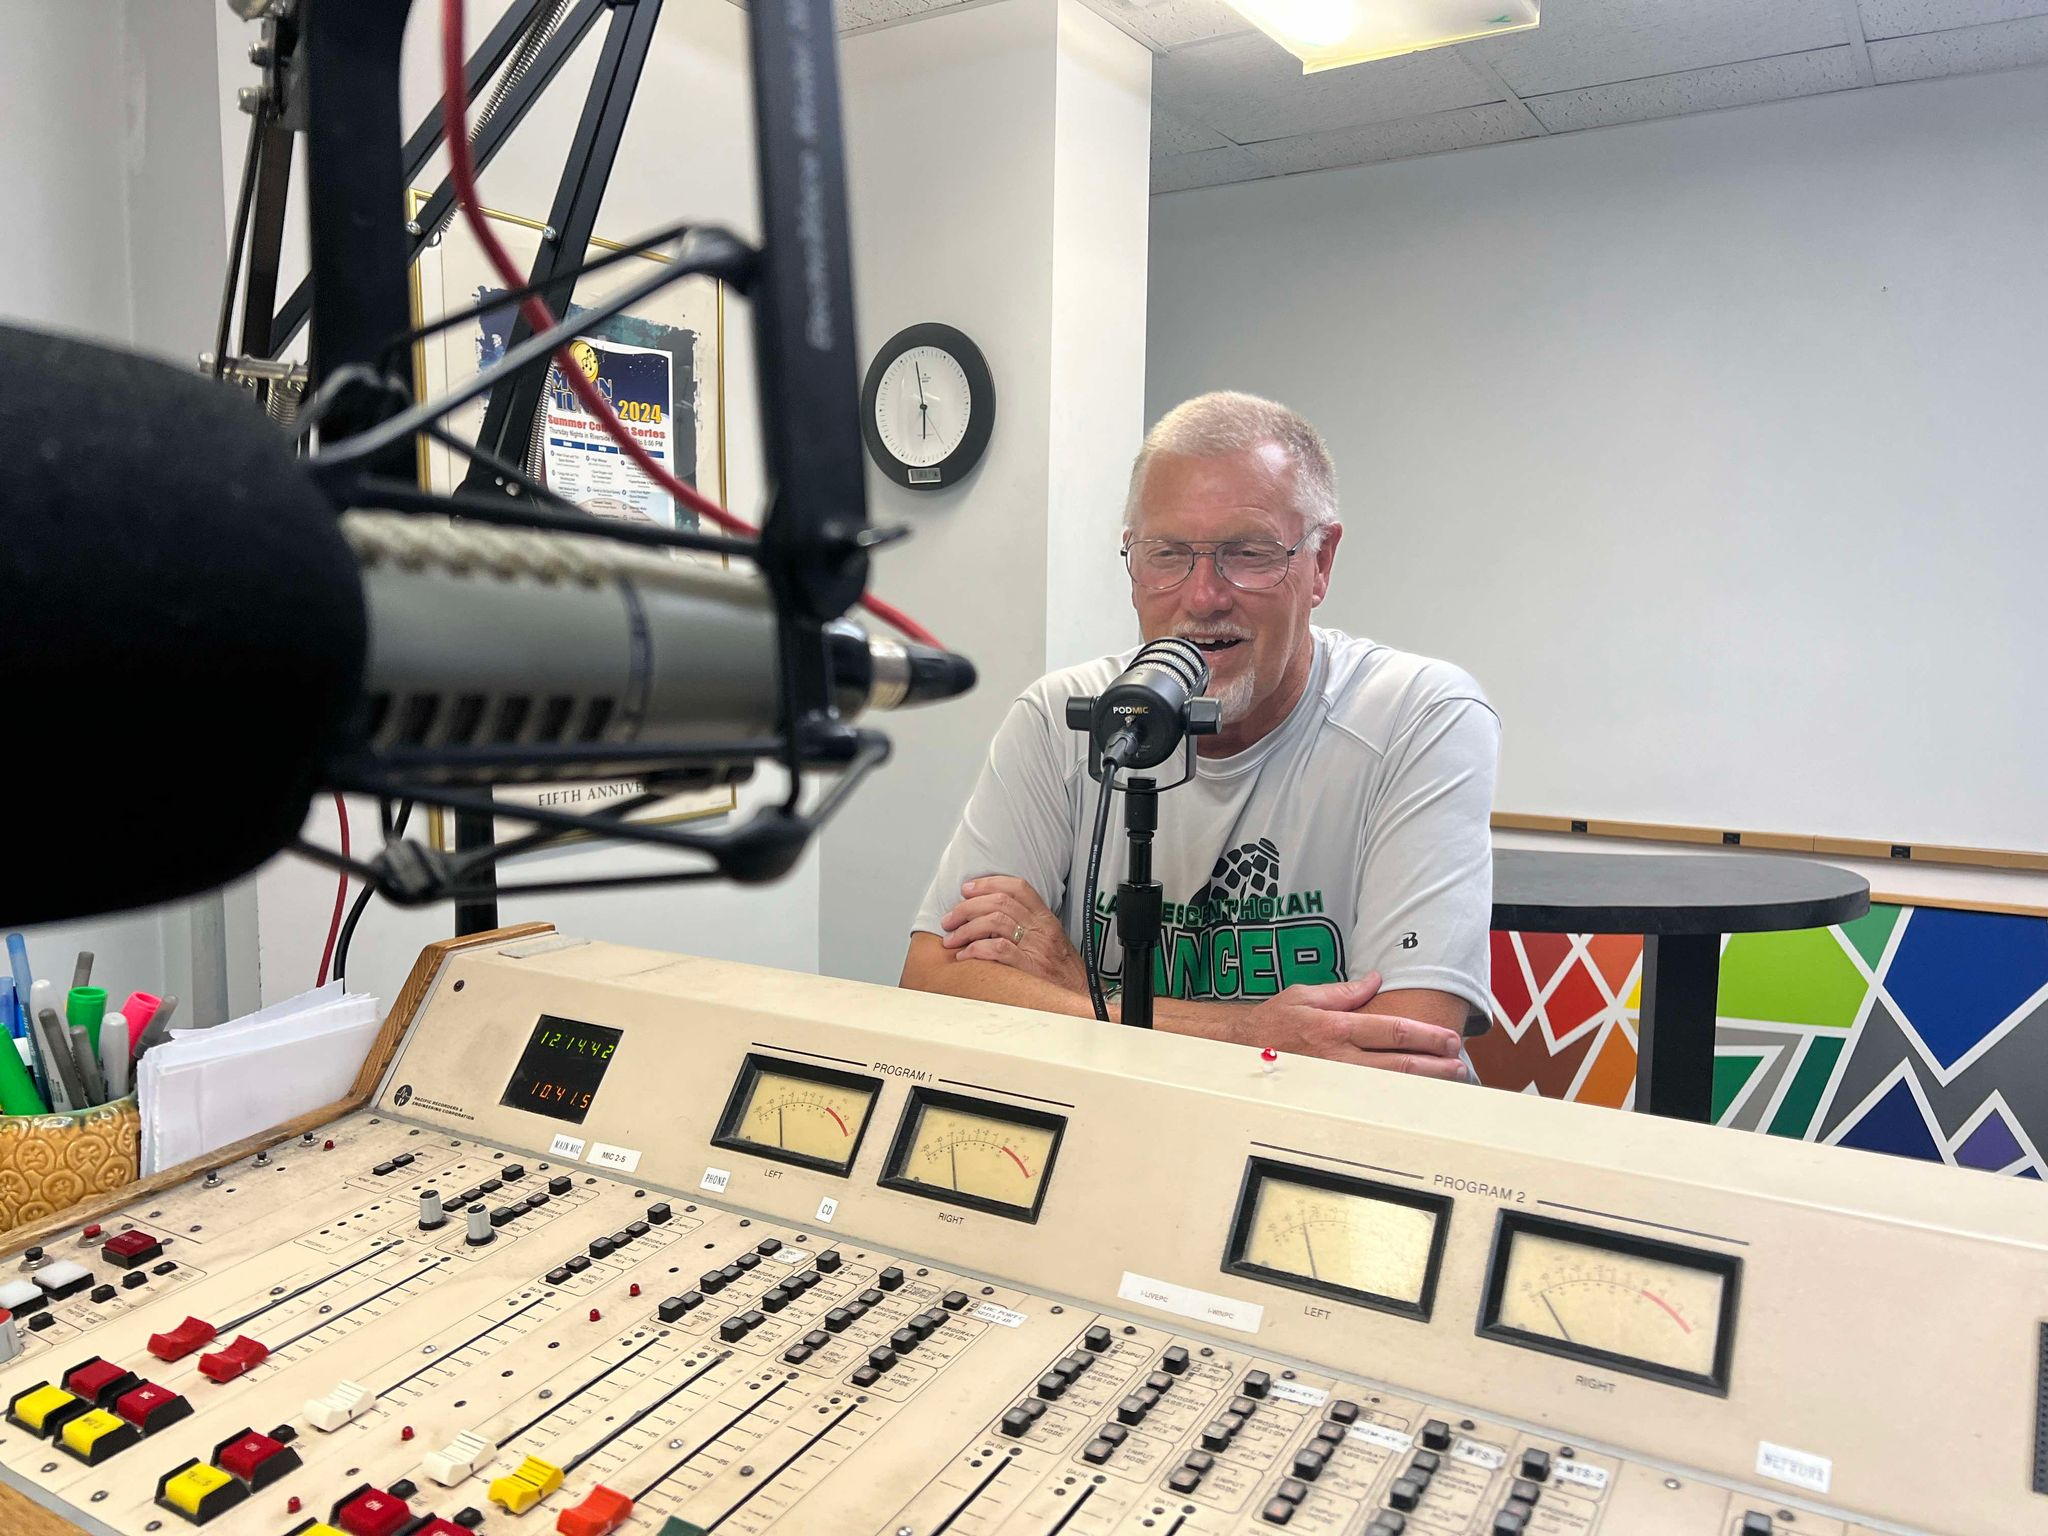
{"left": 138, "top": 983, "right": 383, "bottom": 1175}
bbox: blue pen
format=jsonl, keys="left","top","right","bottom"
{"left": 5, "top": 934, "right": 32, "bottom": 1038}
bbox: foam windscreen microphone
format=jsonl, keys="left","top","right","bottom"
{"left": 0, "top": 324, "right": 368, "bottom": 925}
{"left": 0, "top": 324, "right": 976, "bottom": 926}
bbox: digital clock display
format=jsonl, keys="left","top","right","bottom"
{"left": 498, "top": 1015, "right": 623, "bottom": 1125}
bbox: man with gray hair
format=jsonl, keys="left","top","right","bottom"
{"left": 900, "top": 392, "right": 1498, "bottom": 1078}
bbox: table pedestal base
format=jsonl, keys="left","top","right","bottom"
{"left": 1637, "top": 933, "right": 1720, "bottom": 1122}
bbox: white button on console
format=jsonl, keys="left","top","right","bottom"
{"left": 0, "top": 1279, "right": 43, "bottom": 1312}
{"left": 32, "top": 1261, "right": 92, "bottom": 1299}
{"left": 304, "top": 1379, "right": 371, "bottom": 1431}
{"left": 423, "top": 1430, "right": 490, "bottom": 1485}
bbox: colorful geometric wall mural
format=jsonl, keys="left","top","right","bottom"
{"left": 1471, "top": 902, "right": 2048, "bottom": 1178}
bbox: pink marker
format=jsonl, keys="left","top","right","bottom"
{"left": 122, "top": 992, "right": 166, "bottom": 1063}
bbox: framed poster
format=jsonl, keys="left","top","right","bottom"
{"left": 407, "top": 192, "right": 738, "bottom": 849}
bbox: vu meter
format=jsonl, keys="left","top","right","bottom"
{"left": 880, "top": 1088, "right": 1067, "bottom": 1222}
{"left": 1225, "top": 1158, "right": 1451, "bottom": 1319}
{"left": 713, "top": 1055, "right": 882, "bottom": 1175}
{"left": 1480, "top": 1212, "right": 1741, "bottom": 1393}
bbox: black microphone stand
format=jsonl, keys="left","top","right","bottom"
{"left": 1116, "top": 775, "right": 1163, "bottom": 1030}
{"left": 1066, "top": 666, "right": 1219, "bottom": 1027}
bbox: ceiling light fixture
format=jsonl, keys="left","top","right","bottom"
{"left": 1220, "top": 0, "right": 1539, "bottom": 74}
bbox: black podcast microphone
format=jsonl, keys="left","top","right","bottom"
{"left": 1061, "top": 637, "right": 1221, "bottom": 1026}
{"left": 1064, "top": 637, "right": 1222, "bottom": 776}
{"left": 0, "top": 324, "right": 973, "bottom": 925}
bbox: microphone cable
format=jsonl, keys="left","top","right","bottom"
{"left": 314, "top": 794, "right": 351, "bottom": 988}
{"left": 436, "top": 0, "right": 940, "bottom": 649}
{"left": 333, "top": 799, "right": 413, "bottom": 990}
{"left": 1079, "top": 735, "right": 1134, "bottom": 1024}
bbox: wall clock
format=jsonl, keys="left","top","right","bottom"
{"left": 860, "top": 322, "right": 995, "bottom": 490}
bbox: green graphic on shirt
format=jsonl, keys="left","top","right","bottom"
{"left": 1089, "top": 839, "right": 1345, "bottom": 999}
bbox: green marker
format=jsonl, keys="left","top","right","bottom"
{"left": 68, "top": 986, "right": 107, "bottom": 1055}
{"left": 0, "top": 980, "right": 46, "bottom": 1114}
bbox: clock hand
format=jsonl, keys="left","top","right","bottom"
{"left": 920, "top": 400, "right": 928, "bottom": 440}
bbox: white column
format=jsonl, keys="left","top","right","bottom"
{"left": 819, "top": 0, "right": 1154, "bottom": 984}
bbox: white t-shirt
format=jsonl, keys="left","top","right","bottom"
{"left": 911, "top": 628, "right": 1500, "bottom": 1020}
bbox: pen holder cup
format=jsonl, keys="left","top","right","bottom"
{"left": 0, "top": 1096, "right": 140, "bottom": 1237}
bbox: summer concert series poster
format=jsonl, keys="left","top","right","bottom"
{"left": 408, "top": 194, "right": 734, "bottom": 844}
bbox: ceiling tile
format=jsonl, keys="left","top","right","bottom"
{"left": 1152, "top": 143, "right": 1271, "bottom": 192}
{"left": 1087, "top": 0, "right": 1255, "bottom": 51}
{"left": 1525, "top": 44, "right": 1865, "bottom": 131}
{"left": 836, "top": 0, "right": 976, "bottom": 30}
{"left": 1868, "top": 12, "right": 2048, "bottom": 74}
{"left": 1857, "top": 0, "right": 2048, "bottom": 41}
{"left": 1469, "top": 0, "right": 1849, "bottom": 97}
{"left": 1156, "top": 30, "right": 1501, "bottom": 143}
{"left": 1245, "top": 101, "right": 1542, "bottom": 176}
{"left": 1152, "top": 104, "right": 1235, "bottom": 156}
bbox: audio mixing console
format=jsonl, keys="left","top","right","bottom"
{"left": 0, "top": 927, "right": 2041, "bottom": 1536}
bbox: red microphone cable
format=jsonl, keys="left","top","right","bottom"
{"left": 437, "top": 0, "right": 938, "bottom": 648}
{"left": 315, "top": 794, "right": 350, "bottom": 988}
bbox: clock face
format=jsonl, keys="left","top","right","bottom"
{"left": 860, "top": 323, "right": 995, "bottom": 489}
{"left": 875, "top": 347, "right": 972, "bottom": 468}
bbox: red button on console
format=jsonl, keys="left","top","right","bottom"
{"left": 102, "top": 1230, "right": 164, "bottom": 1269}
{"left": 557, "top": 1484, "right": 635, "bottom": 1536}
{"left": 63, "top": 1358, "right": 139, "bottom": 1407}
{"left": 197, "top": 1336, "right": 270, "bottom": 1384}
{"left": 332, "top": 1486, "right": 413, "bottom": 1536}
{"left": 147, "top": 1317, "right": 218, "bottom": 1361}
{"left": 214, "top": 1428, "right": 300, "bottom": 1489}
{"left": 112, "top": 1382, "right": 192, "bottom": 1435}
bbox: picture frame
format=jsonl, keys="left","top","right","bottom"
{"left": 406, "top": 191, "right": 739, "bottom": 850}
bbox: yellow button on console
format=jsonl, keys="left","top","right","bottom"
{"left": 158, "top": 1460, "right": 248, "bottom": 1524}
{"left": 9, "top": 1383, "right": 81, "bottom": 1434}
{"left": 487, "top": 1454, "right": 565, "bottom": 1513}
{"left": 60, "top": 1407, "right": 142, "bottom": 1464}
{"left": 282, "top": 1524, "right": 347, "bottom": 1536}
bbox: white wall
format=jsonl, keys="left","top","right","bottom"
{"left": 6, "top": 1, "right": 142, "bottom": 350}
{"left": 3, "top": 0, "right": 261, "bottom": 1023}
{"left": 1147, "top": 66, "right": 2048, "bottom": 884}
{"left": 819, "top": 0, "right": 1152, "bottom": 984}
{"left": 1045, "top": 0, "right": 1154, "bottom": 672}
{"left": 220, "top": 0, "right": 825, "bottom": 1009}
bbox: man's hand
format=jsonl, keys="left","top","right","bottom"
{"left": 1222, "top": 973, "right": 1466, "bottom": 1079}
{"left": 936, "top": 876, "right": 1089, "bottom": 993}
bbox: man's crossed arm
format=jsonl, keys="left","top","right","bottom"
{"left": 900, "top": 876, "right": 1468, "bottom": 1079}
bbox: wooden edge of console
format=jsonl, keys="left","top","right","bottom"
{"left": 1493, "top": 813, "right": 2048, "bottom": 871}
{"left": 0, "top": 1097, "right": 372, "bottom": 1265}
{"left": 0, "top": 1483, "right": 92, "bottom": 1536}
{"left": 346, "top": 921, "right": 555, "bottom": 1099}
{"left": 0, "top": 924, "right": 555, "bottom": 1265}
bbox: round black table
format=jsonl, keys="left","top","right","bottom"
{"left": 1490, "top": 850, "right": 1869, "bottom": 1123}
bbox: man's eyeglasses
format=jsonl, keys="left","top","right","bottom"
{"left": 1122, "top": 535, "right": 1311, "bottom": 592}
